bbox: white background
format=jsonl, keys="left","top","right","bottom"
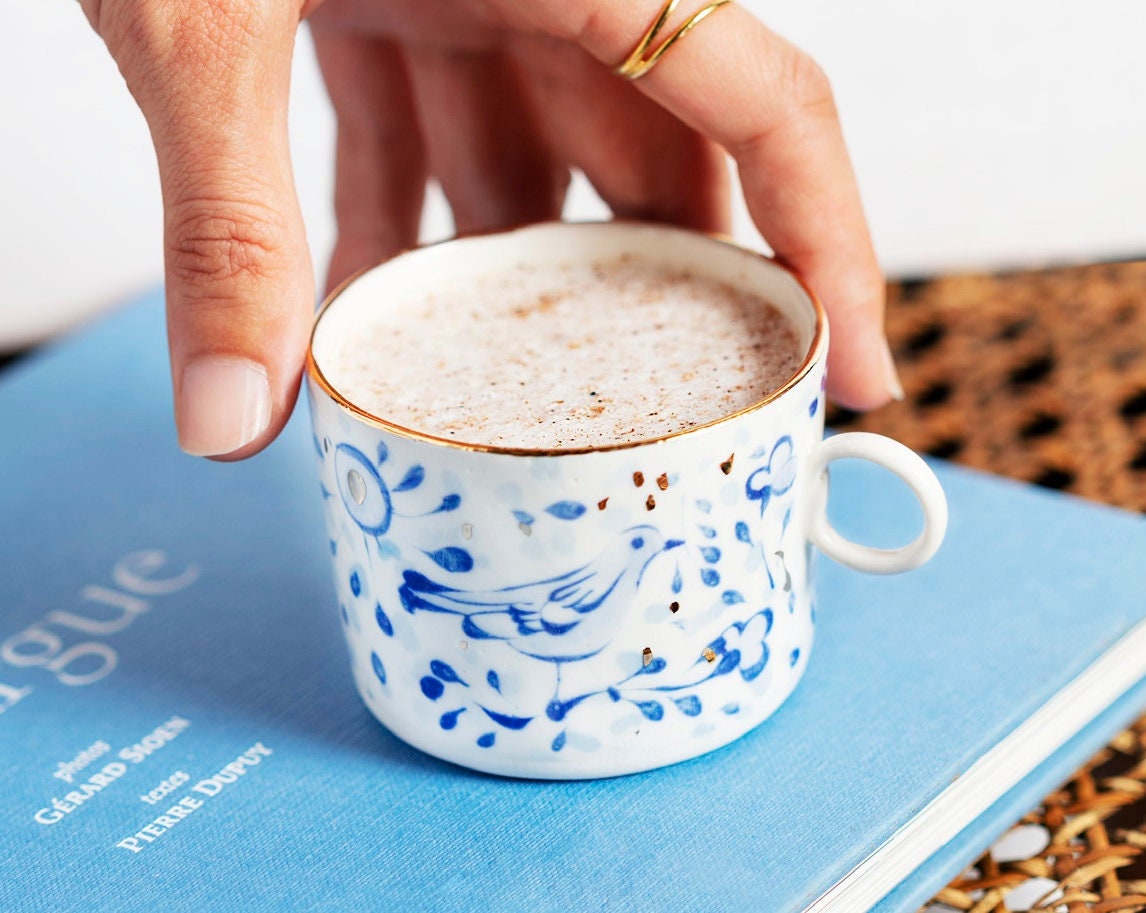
{"left": 2, "top": 1, "right": 1145, "bottom": 349}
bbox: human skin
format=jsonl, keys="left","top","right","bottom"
{"left": 79, "top": 0, "right": 901, "bottom": 459}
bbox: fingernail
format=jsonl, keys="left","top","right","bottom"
{"left": 177, "top": 357, "right": 271, "bottom": 457}
{"left": 880, "top": 337, "right": 905, "bottom": 401}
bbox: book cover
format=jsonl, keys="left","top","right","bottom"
{"left": 0, "top": 291, "right": 1143, "bottom": 913}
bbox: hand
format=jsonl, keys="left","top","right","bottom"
{"left": 81, "top": 0, "right": 900, "bottom": 458}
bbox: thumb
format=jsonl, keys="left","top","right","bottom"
{"left": 93, "top": 0, "right": 314, "bottom": 458}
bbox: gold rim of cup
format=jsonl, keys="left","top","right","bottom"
{"left": 305, "top": 221, "right": 827, "bottom": 458}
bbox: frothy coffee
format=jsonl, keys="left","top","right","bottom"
{"left": 321, "top": 254, "right": 803, "bottom": 450}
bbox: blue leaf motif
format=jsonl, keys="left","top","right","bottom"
{"left": 371, "top": 651, "right": 386, "bottom": 685}
{"left": 513, "top": 510, "right": 535, "bottom": 526}
{"left": 809, "top": 397, "right": 819, "bottom": 417}
{"left": 349, "top": 571, "right": 362, "bottom": 597}
{"left": 434, "top": 494, "right": 461, "bottom": 513}
{"left": 477, "top": 733, "right": 496, "bottom": 748}
{"left": 547, "top": 694, "right": 593, "bottom": 721}
{"left": 671, "top": 566, "right": 683, "bottom": 594}
{"left": 735, "top": 521, "right": 752, "bottom": 544}
{"left": 673, "top": 695, "right": 702, "bottom": 717}
{"left": 426, "top": 547, "right": 474, "bottom": 573}
{"left": 430, "top": 660, "right": 466, "bottom": 685}
{"left": 487, "top": 669, "right": 501, "bottom": 693}
{"left": 551, "top": 731, "right": 567, "bottom": 752}
{"left": 637, "top": 656, "right": 667, "bottom": 676}
{"left": 394, "top": 465, "right": 425, "bottom": 492}
{"left": 722, "top": 703, "right": 740, "bottom": 715}
{"left": 790, "top": 648, "right": 801, "bottom": 667}
{"left": 698, "top": 525, "right": 717, "bottom": 539}
{"left": 700, "top": 568, "right": 720, "bottom": 587}
{"left": 633, "top": 700, "right": 664, "bottom": 721}
{"left": 377, "top": 441, "right": 389, "bottom": 465}
{"left": 375, "top": 603, "right": 393, "bottom": 636}
{"left": 439, "top": 708, "right": 465, "bottom": 730}
{"left": 375, "top": 539, "right": 401, "bottom": 560}
{"left": 480, "top": 706, "right": 532, "bottom": 730}
{"left": 420, "top": 676, "right": 444, "bottom": 700}
{"left": 545, "top": 501, "right": 587, "bottom": 521}
{"left": 721, "top": 590, "right": 745, "bottom": 605}
{"left": 700, "top": 547, "right": 721, "bottom": 564}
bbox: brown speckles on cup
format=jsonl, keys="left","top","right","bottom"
{"left": 633, "top": 471, "right": 645, "bottom": 487}
{"left": 656, "top": 473, "right": 669, "bottom": 490}
{"left": 645, "top": 495, "right": 656, "bottom": 511}
{"left": 720, "top": 454, "right": 735, "bottom": 475}
{"left": 597, "top": 497, "right": 609, "bottom": 511}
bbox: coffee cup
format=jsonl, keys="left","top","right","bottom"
{"left": 305, "top": 221, "right": 946, "bottom": 779}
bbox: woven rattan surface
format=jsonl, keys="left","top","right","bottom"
{"left": 826, "top": 260, "right": 1146, "bottom": 912}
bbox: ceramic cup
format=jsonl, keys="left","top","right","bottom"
{"left": 305, "top": 221, "right": 947, "bottom": 779}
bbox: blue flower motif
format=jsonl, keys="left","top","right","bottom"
{"left": 705, "top": 609, "right": 773, "bottom": 681}
{"left": 745, "top": 437, "right": 797, "bottom": 517}
{"left": 334, "top": 444, "right": 393, "bottom": 535}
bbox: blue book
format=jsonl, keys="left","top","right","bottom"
{"left": 1, "top": 291, "right": 1143, "bottom": 913}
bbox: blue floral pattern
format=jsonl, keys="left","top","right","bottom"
{"left": 309, "top": 359, "right": 824, "bottom": 775}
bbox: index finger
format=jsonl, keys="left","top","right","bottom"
{"left": 499, "top": 0, "right": 901, "bottom": 410}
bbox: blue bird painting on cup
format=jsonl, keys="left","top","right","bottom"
{"left": 398, "top": 525, "right": 683, "bottom": 663}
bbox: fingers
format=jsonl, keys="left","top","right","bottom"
{"left": 509, "top": 39, "right": 729, "bottom": 234}
{"left": 500, "top": 0, "right": 899, "bottom": 409}
{"left": 311, "top": 31, "right": 426, "bottom": 293}
{"left": 403, "top": 47, "right": 569, "bottom": 234}
{"left": 89, "top": 0, "right": 314, "bottom": 458}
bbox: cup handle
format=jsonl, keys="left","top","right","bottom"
{"left": 806, "top": 432, "right": 948, "bottom": 574}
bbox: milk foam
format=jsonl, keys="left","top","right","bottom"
{"left": 322, "top": 255, "right": 803, "bottom": 450}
